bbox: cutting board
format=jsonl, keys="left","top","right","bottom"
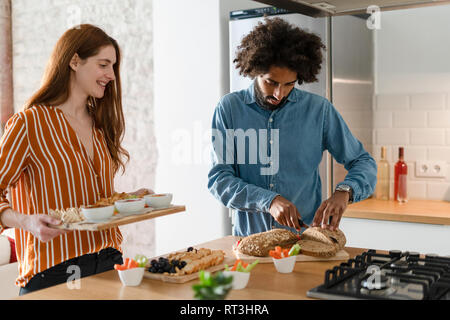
{"left": 205, "top": 235, "right": 349, "bottom": 263}
{"left": 50, "top": 205, "right": 185, "bottom": 231}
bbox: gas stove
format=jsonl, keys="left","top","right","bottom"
{"left": 307, "top": 249, "right": 450, "bottom": 300}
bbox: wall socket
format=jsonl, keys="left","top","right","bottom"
{"left": 415, "top": 161, "right": 447, "bottom": 178}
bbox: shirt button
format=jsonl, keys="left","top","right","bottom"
{"left": 269, "top": 140, "right": 273, "bottom": 144}
{"left": 270, "top": 184, "right": 274, "bottom": 188}
{"left": 269, "top": 118, "right": 273, "bottom": 122}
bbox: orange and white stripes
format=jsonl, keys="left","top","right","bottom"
{"left": 0, "top": 105, "right": 122, "bottom": 287}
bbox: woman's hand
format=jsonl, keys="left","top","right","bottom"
{"left": 23, "top": 214, "right": 67, "bottom": 242}
{"left": 129, "top": 188, "right": 154, "bottom": 197}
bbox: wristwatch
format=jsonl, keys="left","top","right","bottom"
{"left": 335, "top": 184, "right": 353, "bottom": 204}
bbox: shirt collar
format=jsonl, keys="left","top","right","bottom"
{"left": 244, "top": 80, "right": 300, "bottom": 105}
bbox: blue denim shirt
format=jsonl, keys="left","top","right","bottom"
{"left": 208, "top": 82, "right": 377, "bottom": 236}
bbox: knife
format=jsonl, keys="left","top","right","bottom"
{"left": 298, "top": 218, "right": 310, "bottom": 229}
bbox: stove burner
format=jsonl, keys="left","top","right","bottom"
{"left": 390, "top": 260, "right": 410, "bottom": 273}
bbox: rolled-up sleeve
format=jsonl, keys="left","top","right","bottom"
{"left": 323, "top": 101, "right": 377, "bottom": 203}
{"left": 0, "top": 113, "right": 30, "bottom": 232}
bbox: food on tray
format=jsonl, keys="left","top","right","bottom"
{"left": 114, "top": 197, "right": 146, "bottom": 213}
{"left": 143, "top": 193, "right": 172, "bottom": 208}
{"left": 147, "top": 247, "right": 225, "bottom": 276}
{"left": 235, "top": 228, "right": 299, "bottom": 257}
{"left": 288, "top": 243, "right": 301, "bottom": 256}
{"left": 81, "top": 204, "right": 115, "bottom": 222}
{"left": 300, "top": 227, "right": 346, "bottom": 251}
{"left": 95, "top": 192, "right": 136, "bottom": 206}
{"left": 114, "top": 258, "right": 140, "bottom": 271}
{"left": 224, "top": 259, "right": 259, "bottom": 273}
{"left": 49, "top": 207, "right": 84, "bottom": 223}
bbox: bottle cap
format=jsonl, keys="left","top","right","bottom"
{"left": 399, "top": 147, "right": 404, "bottom": 159}
{"left": 381, "top": 146, "right": 386, "bottom": 159}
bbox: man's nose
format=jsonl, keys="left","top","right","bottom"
{"left": 273, "top": 85, "right": 283, "bottom": 100}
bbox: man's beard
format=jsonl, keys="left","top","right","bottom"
{"left": 254, "top": 80, "right": 288, "bottom": 111}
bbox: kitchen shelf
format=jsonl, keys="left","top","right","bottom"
{"left": 344, "top": 198, "right": 450, "bottom": 225}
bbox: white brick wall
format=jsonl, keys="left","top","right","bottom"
{"left": 12, "top": 0, "right": 156, "bottom": 258}
{"left": 373, "top": 92, "right": 450, "bottom": 200}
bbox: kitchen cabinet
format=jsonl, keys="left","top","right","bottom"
{"left": 341, "top": 199, "right": 450, "bottom": 255}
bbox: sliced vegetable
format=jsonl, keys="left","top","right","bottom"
{"left": 288, "top": 243, "right": 301, "bottom": 256}
{"left": 282, "top": 249, "right": 289, "bottom": 258}
{"left": 244, "top": 260, "right": 259, "bottom": 272}
{"left": 134, "top": 254, "right": 148, "bottom": 267}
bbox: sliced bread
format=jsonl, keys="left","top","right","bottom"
{"left": 301, "top": 227, "right": 346, "bottom": 251}
{"left": 297, "top": 239, "right": 338, "bottom": 258}
{"left": 237, "top": 228, "right": 299, "bottom": 257}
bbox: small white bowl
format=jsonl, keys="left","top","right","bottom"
{"left": 272, "top": 255, "right": 296, "bottom": 273}
{"left": 222, "top": 271, "right": 250, "bottom": 290}
{"left": 143, "top": 193, "right": 173, "bottom": 208}
{"left": 81, "top": 205, "right": 115, "bottom": 222}
{"left": 114, "top": 198, "right": 145, "bottom": 214}
{"left": 118, "top": 267, "right": 145, "bottom": 286}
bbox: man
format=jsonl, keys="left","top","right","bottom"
{"left": 208, "top": 18, "right": 377, "bottom": 237}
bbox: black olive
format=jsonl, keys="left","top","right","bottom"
{"left": 187, "top": 247, "right": 193, "bottom": 252}
{"left": 157, "top": 268, "right": 164, "bottom": 273}
{"left": 180, "top": 261, "right": 187, "bottom": 268}
{"left": 151, "top": 259, "right": 158, "bottom": 267}
{"left": 149, "top": 267, "right": 157, "bottom": 273}
{"left": 170, "top": 266, "right": 176, "bottom": 273}
{"left": 172, "top": 259, "right": 179, "bottom": 267}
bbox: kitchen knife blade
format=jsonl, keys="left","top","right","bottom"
{"left": 298, "top": 218, "right": 310, "bottom": 229}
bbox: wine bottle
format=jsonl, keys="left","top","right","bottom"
{"left": 394, "top": 147, "right": 408, "bottom": 203}
{"left": 376, "top": 146, "right": 390, "bottom": 200}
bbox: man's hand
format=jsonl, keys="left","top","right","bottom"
{"left": 312, "top": 191, "right": 350, "bottom": 231}
{"left": 269, "top": 195, "right": 302, "bottom": 230}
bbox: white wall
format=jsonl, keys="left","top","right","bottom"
{"left": 11, "top": 0, "right": 156, "bottom": 258}
{"left": 152, "top": 0, "right": 261, "bottom": 255}
{"left": 373, "top": 5, "right": 450, "bottom": 201}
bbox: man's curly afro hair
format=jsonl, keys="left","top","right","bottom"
{"left": 233, "top": 17, "right": 326, "bottom": 85}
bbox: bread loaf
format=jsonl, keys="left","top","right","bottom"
{"left": 301, "top": 227, "right": 346, "bottom": 251}
{"left": 237, "top": 228, "right": 299, "bottom": 257}
{"left": 297, "top": 240, "right": 338, "bottom": 258}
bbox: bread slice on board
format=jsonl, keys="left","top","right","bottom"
{"left": 301, "top": 227, "right": 346, "bottom": 251}
{"left": 237, "top": 228, "right": 299, "bottom": 257}
{"left": 297, "top": 239, "right": 338, "bottom": 258}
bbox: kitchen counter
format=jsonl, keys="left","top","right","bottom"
{"left": 344, "top": 198, "right": 450, "bottom": 225}
{"left": 16, "top": 236, "right": 365, "bottom": 300}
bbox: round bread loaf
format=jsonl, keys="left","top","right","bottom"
{"left": 300, "top": 227, "right": 346, "bottom": 251}
{"left": 297, "top": 239, "right": 338, "bottom": 258}
{"left": 237, "top": 228, "right": 299, "bottom": 257}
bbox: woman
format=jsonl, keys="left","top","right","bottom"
{"left": 0, "top": 24, "right": 147, "bottom": 295}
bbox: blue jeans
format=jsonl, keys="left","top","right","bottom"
{"left": 19, "top": 247, "right": 123, "bottom": 296}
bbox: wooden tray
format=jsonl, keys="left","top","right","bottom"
{"left": 143, "top": 250, "right": 234, "bottom": 284}
{"left": 50, "top": 205, "right": 185, "bottom": 231}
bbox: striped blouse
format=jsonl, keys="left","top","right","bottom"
{"left": 0, "top": 105, "right": 122, "bottom": 287}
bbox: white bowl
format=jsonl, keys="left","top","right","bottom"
{"left": 272, "top": 255, "right": 296, "bottom": 273}
{"left": 118, "top": 267, "right": 145, "bottom": 286}
{"left": 81, "top": 205, "right": 115, "bottom": 222}
{"left": 222, "top": 270, "right": 250, "bottom": 290}
{"left": 143, "top": 193, "right": 173, "bottom": 208}
{"left": 114, "top": 198, "right": 145, "bottom": 214}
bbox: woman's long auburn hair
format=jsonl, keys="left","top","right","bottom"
{"left": 24, "top": 24, "right": 129, "bottom": 175}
